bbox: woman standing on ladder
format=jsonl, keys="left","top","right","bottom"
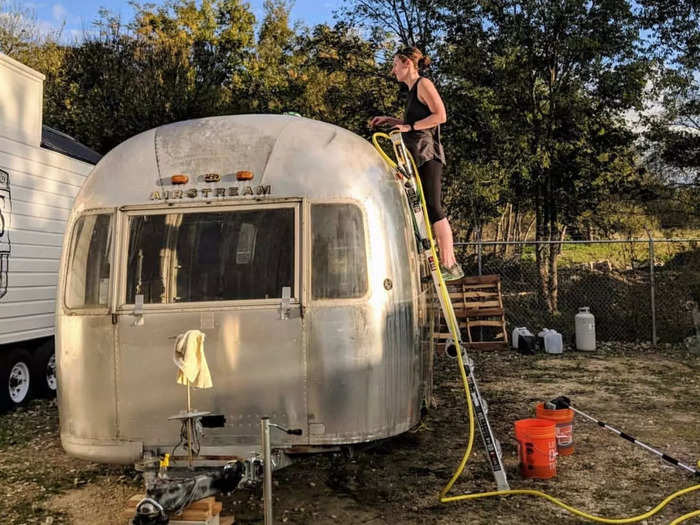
{"left": 370, "top": 46, "right": 464, "bottom": 281}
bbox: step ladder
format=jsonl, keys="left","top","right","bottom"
{"left": 372, "top": 131, "right": 509, "bottom": 491}
{"left": 433, "top": 275, "right": 509, "bottom": 351}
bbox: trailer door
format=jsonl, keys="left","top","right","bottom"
{"left": 116, "top": 203, "right": 305, "bottom": 447}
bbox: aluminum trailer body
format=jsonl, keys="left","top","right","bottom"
{"left": 57, "top": 114, "right": 432, "bottom": 465}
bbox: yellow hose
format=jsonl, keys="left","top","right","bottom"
{"left": 671, "top": 509, "right": 700, "bottom": 525}
{"left": 371, "top": 131, "right": 700, "bottom": 524}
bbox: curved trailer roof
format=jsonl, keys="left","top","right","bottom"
{"left": 73, "top": 114, "right": 395, "bottom": 213}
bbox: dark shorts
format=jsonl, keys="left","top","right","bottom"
{"left": 418, "top": 159, "right": 446, "bottom": 223}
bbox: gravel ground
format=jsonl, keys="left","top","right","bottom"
{"left": 1, "top": 342, "right": 698, "bottom": 524}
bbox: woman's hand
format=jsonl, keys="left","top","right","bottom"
{"left": 392, "top": 124, "right": 411, "bottom": 133}
{"left": 369, "top": 116, "right": 402, "bottom": 128}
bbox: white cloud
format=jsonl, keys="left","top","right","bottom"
{"left": 51, "top": 3, "right": 67, "bottom": 22}
{"left": 36, "top": 18, "right": 59, "bottom": 36}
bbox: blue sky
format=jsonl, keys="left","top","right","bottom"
{"left": 26, "top": 0, "right": 337, "bottom": 42}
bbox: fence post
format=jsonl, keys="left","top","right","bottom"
{"left": 477, "top": 233, "right": 483, "bottom": 277}
{"left": 649, "top": 236, "right": 657, "bottom": 345}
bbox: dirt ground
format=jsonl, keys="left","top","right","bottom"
{"left": 1, "top": 343, "right": 698, "bottom": 525}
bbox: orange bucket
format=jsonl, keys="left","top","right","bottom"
{"left": 535, "top": 402, "right": 575, "bottom": 455}
{"left": 514, "top": 418, "right": 557, "bottom": 479}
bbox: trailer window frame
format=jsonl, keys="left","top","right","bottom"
{"left": 62, "top": 209, "right": 115, "bottom": 314}
{"left": 116, "top": 201, "right": 301, "bottom": 310}
{"left": 308, "top": 200, "right": 370, "bottom": 302}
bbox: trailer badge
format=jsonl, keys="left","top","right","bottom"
{"left": 149, "top": 185, "right": 271, "bottom": 201}
{"left": 0, "top": 169, "right": 11, "bottom": 300}
{"left": 204, "top": 173, "right": 220, "bottom": 183}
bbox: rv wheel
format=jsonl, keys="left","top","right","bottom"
{"left": 32, "top": 342, "right": 57, "bottom": 398}
{"left": 0, "top": 349, "right": 33, "bottom": 411}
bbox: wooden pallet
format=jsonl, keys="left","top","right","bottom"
{"left": 432, "top": 274, "right": 508, "bottom": 350}
{"left": 121, "top": 495, "right": 231, "bottom": 524}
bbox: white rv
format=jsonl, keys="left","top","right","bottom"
{"left": 0, "top": 52, "right": 100, "bottom": 410}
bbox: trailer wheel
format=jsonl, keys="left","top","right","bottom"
{"left": 32, "top": 342, "right": 57, "bottom": 398}
{"left": 0, "top": 349, "right": 33, "bottom": 411}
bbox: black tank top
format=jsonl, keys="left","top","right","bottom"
{"left": 402, "top": 77, "right": 446, "bottom": 167}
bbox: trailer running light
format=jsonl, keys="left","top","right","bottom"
{"left": 171, "top": 174, "right": 189, "bottom": 184}
{"left": 236, "top": 170, "right": 253, "bottom": 181}
{"left": 204, "top": 173, "right": 220, "bottom": 183}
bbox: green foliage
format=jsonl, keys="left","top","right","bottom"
{"left": 336, "top": 0, "right": 442, "bottom": 55}
{"left": 638, "top": 0, "right": 699, "bottom": 192}
{"left": 293, "top": 23, "right": 400, "bottom": 134}
{"left": 3, "top": 0, "right": 695, "bottom": 247}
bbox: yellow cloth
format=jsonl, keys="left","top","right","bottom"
{"left": 173, "top": 329, "right": 213, "bottom": 389}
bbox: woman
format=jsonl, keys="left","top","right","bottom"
{"left": 370, "top": 47, "right": 464, "bottom": 281}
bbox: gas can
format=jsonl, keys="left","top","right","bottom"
{"left": 575, "top": 307, "right": 596, "bottom": 351}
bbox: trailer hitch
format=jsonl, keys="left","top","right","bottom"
{"left": 131, "top": 461, "right": 243, "bottom": 525}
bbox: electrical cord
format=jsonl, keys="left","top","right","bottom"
{"left": 371, "top": 131, "right": 700, "bottom": 524}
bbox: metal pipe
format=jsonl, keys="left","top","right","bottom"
{"left": 186, "top": 381, "right": 192, "bottom": 468}
{"left": 570, "top": 405, "right": 698, "bottom": 476}
{"left": 477, "top": 232, "right": 482, "bottom": 277}
{"left": 261, "top": 417, "right": 273, "bottom": 525}
{"left": 649, "top": 236, "right": 657, "bottom": 345}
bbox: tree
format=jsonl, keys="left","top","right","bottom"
{"left": 639, "top": 0, "right": 699, "bottom": 186}
{"left": 293, "top": 23, "right": 401, "bottom": 134}
{"left": 437, "top": 0, "right": 650, "bottom": 311}
{"left": 41, "top": 0, "right": 256, "bottom": 153}
{"left": 336, "top": 0, "right": 441, "bottom": 55}
{"left": 243, "top": 0, "right": 299, "bottom": 113}
{"left": 0, "top": 0, "right": 44, "bottom": 56}
{"left": 0, "top": 0, "right": 66, "bottom": 83}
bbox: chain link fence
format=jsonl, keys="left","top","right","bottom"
{"left": 454, "top": 239, "right": 700, "bottom": 344}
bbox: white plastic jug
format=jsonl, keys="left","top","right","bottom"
{"left": 544, "top": 330, "right": 563, "bottom": 354}
{"left": 575, "top": 307, "right": 596, "bottom": 351}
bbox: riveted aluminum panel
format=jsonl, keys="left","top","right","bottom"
{"left": 57, "top": 115, "right": 429, "bottom": 461}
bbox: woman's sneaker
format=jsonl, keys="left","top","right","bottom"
{"left": 440, "top": 262, "right": 464, "bottom": 282}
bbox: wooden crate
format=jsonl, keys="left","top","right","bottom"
{"left": 432, "top": 274, "right": 508, "bottom": 351}
{"left": 122, "top": 495, "right": 230, "bottom": 524}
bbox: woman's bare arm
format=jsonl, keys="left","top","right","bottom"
{"left": 414, "top": 79, "right": 447, "bottom": 129}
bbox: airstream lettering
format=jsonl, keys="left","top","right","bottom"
{"left": 57, "top": 115, "right": 432, "bottom": 510}
{"left": 149, "top": 184, "right": 272, "bottom": 201}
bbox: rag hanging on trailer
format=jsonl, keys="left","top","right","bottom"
{"left": 173, "top": 330, "right": 213, "bottom": 389}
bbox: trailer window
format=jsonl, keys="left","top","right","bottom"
{"left": 66, "top": 214, "right": 113, "bottom": 308}
{"left": 311, "top": 204, "right": 367, "bottom": 299}
{"left": 125, "top": 208, "right": 294, "bottom": 303}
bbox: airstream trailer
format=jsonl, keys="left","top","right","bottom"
{"left": 57, "top": 115, "right": 433, "bottom": 505}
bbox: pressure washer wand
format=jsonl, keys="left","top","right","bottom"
{"left": 547, "top": 396, "right": 699, "bottom": 476}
